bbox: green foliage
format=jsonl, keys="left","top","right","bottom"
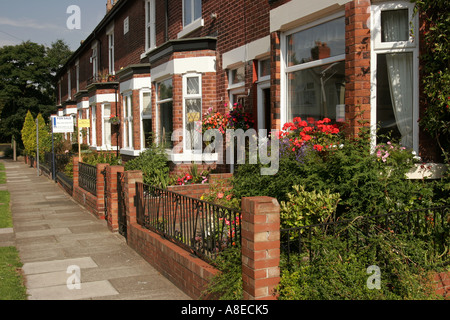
{"left": 201, "top": 179, "right": 240, "bottom": 211}
{"left": 0, "top": 40, "right": 72, "bottom": 144}
{"left": 21, "top": 110, "right": 36, "bottom": 156}
{"left": 201, "top": 245, "right": 243, "bottom": 300}
{"left": 232, "top": 129, "right": 446, "bottom": 218}
{"left": 280, "top": 185, "right": 340, "bottom": 232}
{"left": 82, "top": 152, "right": 121, "bottom": 166}
{"left": 412, "top": 0, "right": 450, "bottom": 164}
{"left": 124, "top": 142, "right": 170, "bottom": 188}
{"left": 0, "top": 247, "right": 27, "bottom": 300}
{"left": 0, "top": 191, "right": 12, "bottom": 228}
{"left": 277, "top": 230, "right": 446, "bottom": 300}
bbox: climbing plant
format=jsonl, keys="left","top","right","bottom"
{"left": 412, "top": 0, "right": 450, "bottom": 164}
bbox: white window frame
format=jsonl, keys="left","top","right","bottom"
{"left": 370, "top": 1, "right": 419, "bottom": 152}
{"left": 280, "top": 11, "right": 346, "bottom": 126}
{"left": 182, "top": 73, "right": 202, "bottom": 152}
{"left": 122, "top": 92, "right": 134, "bottom": 150}
{"left": 258, "top": 58, "right": 271, "bottom": 83}
{"left": 124, "top": 16, "right": 129, "bottom": 35}
{"left": 178, "top": 0, "right": 203, "bottom": 38}
{"left": 102, "top": 103, "right": 112, "bottom": 149}
{"left": 107, "top": 25, "right": 115, "bottom": 75}
{"left": 91, "top": 43, "right": 98, "bottom": 79}
{"left": 140, "top": 88, "right": 152, "bottom": 150}
{"left": 75, "top": 59, "right": 80, "bottom": 93}
{"left": 145, "top": 0, "right": 156, "bottom": 51}
{"left": 67, "top": 70, "right": 71, "bottom": 100}
{"left": 155, "top": 78, "right": 173, "bottom": 149}
{"left": 91, "top": 104, "right": 97, "bottom": 147}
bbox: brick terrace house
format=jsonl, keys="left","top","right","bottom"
{"left": 55, "top": 0, "right": 441, "bottom": 174}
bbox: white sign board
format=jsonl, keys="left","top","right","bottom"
{"left": 52, "top": 116, "right": 74, "bottom": 133}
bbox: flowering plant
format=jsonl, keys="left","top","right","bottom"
{"left": 171, "top": 164, "right": 209, "bottom": 186}
{"left": 279, "top": 117, "right": 341, "bottom": 154}
{"left": 109, "top": 115, "right": 120, "bottom": 125}
{"left": 202, "top": 107, "right": 229, "bottom": 134}
{"left": 226, "top": 103, "right": 254, "bottom": 130}
{"left": 375, "top": 141, "right": 416, "bottom": 167}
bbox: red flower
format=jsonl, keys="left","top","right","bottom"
{"left": 314, "top": 144, "right": 324, "bottom": 152}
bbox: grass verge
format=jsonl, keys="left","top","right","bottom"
{"left": 0, "top": 247, "right": 27, "bottom": 300}
{"left": 0, "top": 191, "right": 12, "bottom": 228}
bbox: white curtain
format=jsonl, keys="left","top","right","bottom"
{"left": 382, "top": 10, "right": 413, "bottom": 149}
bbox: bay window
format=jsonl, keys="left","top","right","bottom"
{"left": 141, "top": 90, "right": 152, "bottom": 149}
{"left": 102, "top": 104, "right": 112, "bottom": 148}
{"left": 284, "top": 15, "right": 346, "bottom": 124}
{"left": 183, "top": 74, "right": 202, "bottom": 151}
{"left": 156, "top": 78, "right": 173, "bottom": 148}
{"left": 123, "top": 93, "right": 134, "bottom": 149}
{"left": 371, "top": 1, "right": 418, "bottom": 151}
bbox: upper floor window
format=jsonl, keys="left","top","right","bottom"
{"left": 107, "top": 26, "right": 115, "bottom": 74}
{"left": 75, "top": 59, "right": 80, "bottom": 92}
{"left": 183, "top": 0, "right": 202, "bottom": 27}
{"left": 179, "top": 0, "right": 203, "bottom": 38}
{"left": 91, "top": 43, "right": 98, "bottom": 79}
{"left": 145, "top": 0, "right": 156, "bottom": 51}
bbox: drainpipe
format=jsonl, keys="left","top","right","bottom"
{"left": 165, "top": 0, "right": 169, "bottom": 42}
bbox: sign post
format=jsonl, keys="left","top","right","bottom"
{"left": 36, "top": 118, "right": 39, "bottom": 177}
{"left": 51, "top": 116, "right": 75, "bottom": 181}
{"left": 77, "top": 119, "right": 90, "bottom": 162}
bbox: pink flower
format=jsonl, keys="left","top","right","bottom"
{"left": 217, "top": 193, "right": 224, "bottom": 199}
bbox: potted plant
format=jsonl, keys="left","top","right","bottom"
{"left": 109, "top": 115, "right": 120, "bottom": 125}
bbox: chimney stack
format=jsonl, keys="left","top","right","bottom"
{"left": 106, "top": 0, "right": 116, "bottom": 13}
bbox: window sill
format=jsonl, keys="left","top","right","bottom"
{"left": 177, "top": 18, "right": 204, "bottom": 39}
{"left": 168, "top": 151, "right": 219, "bottom": 164}
{"left": 120, "top": 148, "right": 143, "bottom": 157}
{"left": 406, "top": 163, "right": 448, "bottom": 180}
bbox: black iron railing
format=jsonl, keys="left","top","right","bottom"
{"left": 79, "top": 162, "right": 97, "bottom": 196}
{"left": 136, "top": 182, "right": 241, "bottom": 262}
{"left": 281, "top": 206, "right": 450, "bottom": 270}
{"left": 117, "top": 172, "right": 127, "bottom": 238}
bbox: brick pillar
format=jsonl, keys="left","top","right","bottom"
{"left": 96, "top": 163, "right": 108, "bottom": 220}
{"left": 241, "top": 197, "right": 280, "bottom": 300}
{"left": 106, "top": 165, "right": 124, "bottom": 232}
{"left": 73, "top": 156, "right": 79, "bottom": 187}
{"left": 124, "top": 170, "right": 143, "bottom": 233}
{"left": 344, "top": 0, "right": 371, "bottom": 137}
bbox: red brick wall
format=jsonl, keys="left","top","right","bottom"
{"left": 113, "top": 0, "right": 147, "bottom": 68}
{"left": 434, "top": 271, "right": 450, "bottom": 299}
{"left": 344, "top": 0, "right": 371, "bottom": 136}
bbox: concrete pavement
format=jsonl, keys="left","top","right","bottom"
{"left": 0, "top": 158, "right": 191, "bottom": 300}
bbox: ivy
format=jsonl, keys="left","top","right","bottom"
{"left": 412, "top": 0, "right": 450, "bottom": 164}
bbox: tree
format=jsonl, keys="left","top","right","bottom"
{"left": 0, "top": 40, "right": 72, "bottom": 146}
{"left": 21, "top": 110, "right": 36, "bottom": 156}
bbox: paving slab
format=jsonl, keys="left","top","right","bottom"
{"left": 1, "top": 159, "right": 191, "bottom": 300}
{"left": 27, "top": 280, "right": 119, "bottom": 300}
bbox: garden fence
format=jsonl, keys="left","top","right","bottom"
{"left": 78, "top": 162, "right": 97, "bottom": 196}
{"left": 136, "top": 182, "right": 241, "bottom": 262}
{"left": 281, "top": 206, "right": 450, "bottom": 270}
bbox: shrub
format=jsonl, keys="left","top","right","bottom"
{"left": 124, "top": 142, "right": 170, "bottom": 188}
{"left": 280, "top": 185, "right": 340, "bottom": 232}
{"left": 201, "top": 245, "right": 243, "bottom": 300}
{"left": 277, "top": 231, "right": 446, "bottom": 300}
